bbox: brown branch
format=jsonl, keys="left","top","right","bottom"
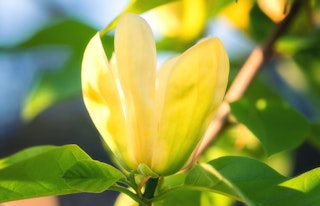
{"left": 192, "top": 0, "right": 304, "bottom": 161}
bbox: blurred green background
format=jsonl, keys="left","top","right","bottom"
{"left": 0, "top": 0, "right": 320, "bottom": 205}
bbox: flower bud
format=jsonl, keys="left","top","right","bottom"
{"left": 82, "top": 13, "right": 229, "bottom": 176}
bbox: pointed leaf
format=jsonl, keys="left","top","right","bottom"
{"left": 183, "top": 156, "right": 320, "bottom": 206}
{"left": 185, "top": 156, "right": 286, "bottom": 205}
{"left": 272, "top": 168, "right": 320, "bottom": 206}
{"left": 0, "top": 144, "right": 121, "bottom": 203}
{"left": 63, "top": 159, "right": 125, "bottom": 193}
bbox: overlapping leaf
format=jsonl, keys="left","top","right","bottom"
{"left": 0, "top": 145, "right": 124, "bottom": 203}
{"left": 182, "top": 156, "right": 320, "bottom": 206}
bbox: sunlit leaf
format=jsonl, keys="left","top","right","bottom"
{"left": 274, "top": 167, "right": 320, "bottom": 206}
{"left": 185, "top": 163, "right": 244, "bottom": 201}
{"left": 63, "top": 159, "right": 125, "bottom": 193}
{"left": 0, "top": 145, "right": 122, "bottom": 203}
{"left": 184, "top": 156, "right": 320, "bottom": 205}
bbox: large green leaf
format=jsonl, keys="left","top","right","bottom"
{"left": 230, "top": 98, "right": 309, "bottom": 156}
{"left": 205, "top": 156, "right": 287, "bottom": 205}
{"left": 273, "top": 167, "right": 320, "bottom": 206}
{"left": 0, "top": 144, "right": 123, "bottom": 203}
{"left": 185, "top": 156, "right": 286, "bottom": 206}
{"left": 185, "top": 163, "right": 244, "bottom": 201}
{"left": 184, "top": 156, "right": 320, "bottom": 206}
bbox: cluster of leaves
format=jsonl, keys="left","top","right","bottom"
{"left": 0, "top": 144, "right": 319, "bottom": 205}
{"left": 1, "top": 0, "right": 320, "bottom": 205}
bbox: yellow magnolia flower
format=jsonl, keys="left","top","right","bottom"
{"left": 81, "top": 13, "right": 229, "bottom": 176}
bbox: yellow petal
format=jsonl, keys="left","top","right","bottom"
{"left": 153, "top": 38, "right": 229, "bottom": 175}
{"left": 156, "top": 55, "right": 180, "bottom": 117}
{"left": 81, "top": 33, "right": 136, "bottom": 170}
{"left": 114, "top": 13, "right": 157, "bottom": 165}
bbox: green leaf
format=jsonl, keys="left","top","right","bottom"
{"left": 185, "top": 163, "right": 236, "bottom": 195}
{"left": 154, "top": 172, "right": 233, "bottom": 206}
{"left": 63, "top": 159, "right": 125, "bottom": 193}
{"left": 0, "top": 144, "right": 122, "bottom": 203}
{"left": 185, "top": 156, "right": 286, "bottom": 205}
{"left": 206, "top": 156, "right": 287, "bottom": 205}
{"left": 0, "top": 145, "right": 86, "bottom": 202}
{"left": 230, "top": 98, "right": 309, "bottom": 156}
{"left": 183, "top": 156, "right": 320, "bottom": 206}
{"left": 273, "top": 168, "right": 320, "bottom": 206}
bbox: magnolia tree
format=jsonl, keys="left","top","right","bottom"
{"left": 1, "top": 0, "right": 320, "bottom": 206}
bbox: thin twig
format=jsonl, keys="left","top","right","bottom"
{"left": 192, "top": 0, "right": 304, "bottom": 161}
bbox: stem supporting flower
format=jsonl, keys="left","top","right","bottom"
{"left": 139, "top": 177, "right": 159, "bottom": 206}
